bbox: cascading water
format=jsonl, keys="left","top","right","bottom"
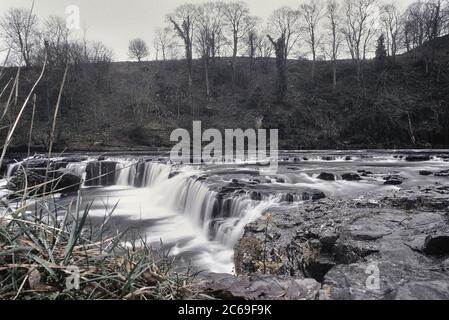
{"left": 5, "top": 151, "right": 444, "bottom": 272}
{"left": 1, "top": 157, "right": 284, "bottom": 272}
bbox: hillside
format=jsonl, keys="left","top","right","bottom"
{"left": 1, "top": 38, "right": 449, "bottom": 152}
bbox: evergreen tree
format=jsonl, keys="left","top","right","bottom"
{"left": 375, "top": 34, "right": 387, "bottom": 61}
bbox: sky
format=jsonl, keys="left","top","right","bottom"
{"left": 0, "top": 0, "right": 414, "bottom": 62}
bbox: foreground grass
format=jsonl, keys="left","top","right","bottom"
{"left": 0, "top": 189, "right": 204, "bottom": 300}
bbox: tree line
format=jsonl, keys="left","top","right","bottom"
{"left": 1, "top": 0, "right": 448, "bottom": 104}
{"left": 134, "top": 0, "right": 448, "bottom": 102}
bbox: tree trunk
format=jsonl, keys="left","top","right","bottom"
{"left": 332, "top": 60, "right": 337, "bottom": 90}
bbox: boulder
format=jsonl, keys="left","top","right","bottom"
{"left": 405, "top": 155, "right": 431, "bottom": 162}
{"left": 301, "top": 190, "right": 326, "bottom": 201}
{"left": 85, "top": 161, "right": 117, "bottom": 186}
{"left": 383, "top": 175, "right": 404, "bottom": 185}
{"left": 317, "top": 172, "right": 335, "bottom": 181}
{"left": 342, "top": 173, "right": 361, "bottom": 181}
{"left": 7, "top": 168, "right": 81, "bottom": 197}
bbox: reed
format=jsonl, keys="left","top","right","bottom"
{"left": 0, "top": 189, "right": 201, "bottom": 300}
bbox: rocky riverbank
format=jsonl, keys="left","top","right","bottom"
{"left": 225, "top": 184, "right": 449, "bottom": 300}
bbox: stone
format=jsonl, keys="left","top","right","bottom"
{"left": 317, "top": 172, "right": 335, "bottom": 181}
{"left": 405, "top": 155, "right": 431, "bottom": 162}
{"left": 435, "top": 170, "right": 449, "bottom": 177}
{"left": 383, "top": 175, "right": 404, "bottom": 185}
{"left": 342, "top": 173, "right": 361, "bottom": 181}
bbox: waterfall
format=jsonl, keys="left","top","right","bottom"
{"left": 142, "top": 162, "right": 171, "bottom": 186}
{"left": 115, "top": 161, "right": 137, "bottom": 186}
{"left": 108, "top": 160, "right": 277, "bottom": 247}
{"left": 5, "top": 157, "right": 278, "bottom": 249}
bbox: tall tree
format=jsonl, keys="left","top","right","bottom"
{"left": 402, "top": 1, "right": 426, "bottom": 52}
{"left": 0, "top": 5, "right": 39, "bottom": 67}
{"left": 167, "top": 4, "right": 196, "bottom": 88}
{"left": 301, "top": 0, "right": 323, "bottom": 81}
{"left": 42, "top": 15, "right": 71, "bottom": 65}
{"left": 154, "top": 27, "right": 176, "bottom": 62}
{"left": 223, "top": 1, "right": 256, "bottom": 89}
{"left": 380, "top": 3, "right": 401, "bottom": 63}
{"left": 267, "top": 32, "right": 287, "bottom": 102}
{"left": 341, "top": 0, "right": 378, "bottom": 81}
{"left": 325, "top": 0, "right": 342, "bottom": 89}
{"left": 268, "top": 7, "right": 301, "bottom": 59}
{"left": 375, "top": 33, "right": 387, "bottom": 62}
{"left": 194, "top": 2, "right": 226, "bottom": 98}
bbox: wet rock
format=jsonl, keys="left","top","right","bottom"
{"left": 85, "top": 161, "right": 117, "bottom": 186}
{"left": 345, "top": 156, "right": 352, "bottom": 161}
{"left": 275, "top": 177, "right": 285, "bottom": 183}
{"left": 321, "top": 156, "right": 335, "bottom": 161}
{"left": 250, "top": 191, "right": 262, "bottom": 201}
{"left": 405, "top": 155, "right": 431, "bottom": 162}
{"left": 419, "top": 170, "right": 433, "bottom": 176}
{"left": 168, "top": 171, "right": 180, "bottom": 179}
{"left": 236, "top": 185, "right": 449, "bottom": 300}
{"left": 342, "top": 173, "right": 361, "bottom": 181}
{"left": 358, "top": 170, "right": 373, "bottom": 176}
{"left": 301, "top": 190, "right": 326, "bottom": 201}
{"left": 7, "top": 168, "right": 81, "bottom": 197}
{"left": 394, "top": 280, "right": 449, "bottom": 300}
{"left": 319, "top": 233, "right": 339, "bottom": 251}
{"left": 332, "top": 240, "right": 379, "bottom": 264}
{"left": 305, "top": 256, "right": 337, "bottom": 283}
{"left": 196, "top": 273, "right": 320, "bottom": 300}
{"left": 434, "top": 170, "right": 449, "bottom": 177}
{"left": 317, "top": 172, "right": 335, "bottom": 181}
{"left": 383, "top": 175, "right": 404, "bottom": 185}
{"left": 423, "top": 234, "right": 449, "bottom": 256}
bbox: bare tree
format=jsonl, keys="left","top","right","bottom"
{"left": 266, "top": 7, "right": 300, "bottom": 101}
{"left": 128, "top": 38, "right": 149, "bottom": 62}
{"left": 267, "top": 32, "right": 287, "bottom": 101}
{"left": 246, "top": 25, "right": 273, "bottom": 73}
{"left": 194, "top": 2, "right": 226, "bottom": 98}
{"left": 223, "top": 1, "right": 256, "bottom": 89}
{"left": 42, "top": 15, "right": 71, "bottom": 65}
{"left": 380, "top": 3, "right": 401, "bottom": 63}
{"left": 154, "top": 27, "right": 176, "bottom": 62}
{"left": 301, "top": 0, "right": 323, "bottom": 80}
{"left": 0, "top": 5, "right": 39, "bottom": 67}
{"left": 268, "top": 7, "right": 301, "bottom": 59}
{"left": 341, "top": 0, "right": 378, "bottom": 81}
{"left": 402, "top": 1, "right": 426, "bottom": 52}
{"left": 325, "top": 0, "right": 342, "bottom": 89}
{"left": 89, "top": 40, "right": 113, "bottom": 63}
{"left": 167, "top": 4, "right": 196, "bottom": 88}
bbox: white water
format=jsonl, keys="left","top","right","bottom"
{"left": 78, "top": 160, "right": 277, "bottom": 273}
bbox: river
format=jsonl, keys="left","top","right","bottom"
{"left": 1, "top": 149, "right": 448, "bottom": 274}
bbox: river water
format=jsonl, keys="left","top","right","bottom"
{"left": 1, "top": 150, "right": 448, "bottom": 273}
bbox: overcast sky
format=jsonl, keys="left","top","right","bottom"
{"left": 0, "top": 0, "right": 414, "bottom": 61}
